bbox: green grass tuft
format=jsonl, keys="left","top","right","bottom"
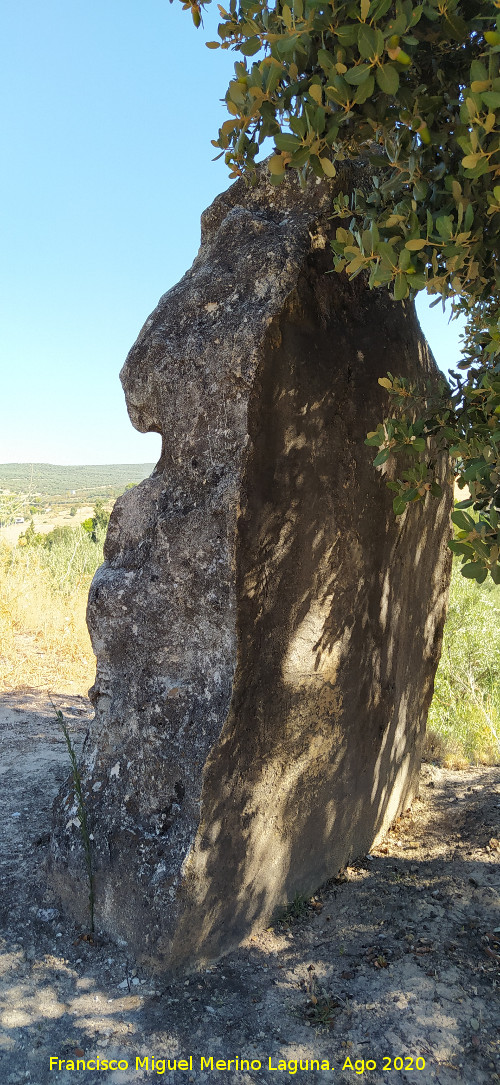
{"left": 273, "top": 892, "right": 311, "bottom": 927}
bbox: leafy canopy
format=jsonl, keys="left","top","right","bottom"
{"left": 180, "top": 0, "right": 500, "bottom": 583}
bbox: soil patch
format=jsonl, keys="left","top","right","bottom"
{"left": 0, "top": 689, "right": 499, "bottom": 1085}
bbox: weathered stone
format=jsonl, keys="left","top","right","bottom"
{"left": 48, "top": 162, "right": 452, "bottom": 972}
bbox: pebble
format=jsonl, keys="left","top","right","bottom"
{"left": 36, "top": 908, "right": 59, "bottom": 922}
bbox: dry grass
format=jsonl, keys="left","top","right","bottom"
{"left": 0, "top": 541, "right": 96, "bottom": 696}
{"left": 421, "top": 729, "right": 472, "bottom": 771}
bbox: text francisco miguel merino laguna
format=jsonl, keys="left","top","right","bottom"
{"left": 49, "top": 1056, "right": 344, "bottom": 1074}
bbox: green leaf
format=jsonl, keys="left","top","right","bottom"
{"left": 460, "top": 561, "right": 488, "bottom": 583}
{"left": 266, "top": 62, "right": 283, "bottom": 94}
{"left": 385, "top": 12, "right": 407, "bottom": 37}
{"left": 376, "top": 64, "right": 399, "bottom": 95}
{"left": 481, "top": 91, "right": 500, "bottom": 109}
{"left": 373, "top": 447, "right": 391, "bottom": 466}
{"left": 268, "top": 154, "right": 286, "bottom": 175}
{"left": 444, "top": 12, "right": 467, "bottom": 41}
{"left": 275, "top": 132, "right": 302, "bottom": 151}
{"left": 346, "top": 254, "right": 367, "bottom": 276}
{"left": 352, "top": 75, "right": 374, "bottom": 103}
{"left": 319, "top": 157, "right": 337, "bottom": 177}
{"left": 317, "top": 48, "right": 335, "bottom": 73}
{"left": 452, "top": 510, "right": 475, "bottom": 531}
{"left": 461, "top": 153, "right": 483, "bottom": 169}
{"left": 413, "top": 178, "right": 429, "bottom": 203}
{"left": 289, "top": 114, "right": 306, "bottom": 137}
{"left": 393, "top": 272, "right": 408, "bottom": 300}
{"left": 470, "top": 60, "right": 488, "bottom": 83}
{"left": 372, "top": 0, "right": 393, "bottom": 16}
{"left": 240, "top": 36, "right": 261, "bottom": 56}
{"left": 393, "top": 496, "right": 407, "bottom": 516}
{"left": 405, "top": 238, "right": 427, "bottom": 251}
{"left": 448, "top": 540, "right": 473, "bottom": 557}
{"left": 282, "top": 4, "right": 293, "bottom": 30}
{"left": 276, "top": 34, "right": 299, "bottom": 57}
{"left": 309, "top": 82, "right": 323, "bottom": 104}
{"left": 358, "top": 24, "right": 383, "bottom": 60}
{"left": 290, "top": 146, "right": 311, "bottom": 167}
{"left": 344, "top": 64, "right": 372, "bottom": 85}
{"left": 228, "top": 81, "right": 246, "bottom": 105}
{"left": 435, "top": 215, "right": 453, "bottom": 240}
{"left": 325, "top": 78, "right": 348, "bottom": 105}
{"left": 335, "top": 24, "right": 360, "bottom": 47}
{"left": 378, "top": 377, "right": 393, "bottom": 390}
{"left": 464, "top": 204, "right": 474, "bottom": 230}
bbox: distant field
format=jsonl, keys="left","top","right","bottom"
{"left": 0, "top": 462, "right": 155, "bottom": 497}
{"left": 0, "top": 506, "right": 94, "bottom": 547}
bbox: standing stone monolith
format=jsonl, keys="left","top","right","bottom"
{"left": 49, "top": 162, "right": 452, "bottom": 972}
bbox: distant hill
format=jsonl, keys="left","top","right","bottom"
{"left": 0, "top": 463, "right": 155, "bottom": 497}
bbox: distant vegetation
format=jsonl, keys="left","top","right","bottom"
{"left": 0, "top": 479, "right": 119, "bottom": 692}
{"left": 0, "top": 462, "right": 155, "bottom": 500}
{"left": 427, "top": 560, "right": 500, "bottom": 767}
{"left": 0, "top": 514, "right": 105, "bottom": 694}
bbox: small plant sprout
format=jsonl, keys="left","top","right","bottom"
{"left": 273, "top": 892, "right": 311, "bottom": 928}
{"left": 54, "top": 706, "right": 95, "bottom": 935}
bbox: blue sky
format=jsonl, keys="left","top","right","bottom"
{"left": 0, "top": 0, "right": 465, "bottom": 466}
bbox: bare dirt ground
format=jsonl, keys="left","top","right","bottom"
{"left": 0, "top": 689, "right": 499, "bottom": 1085}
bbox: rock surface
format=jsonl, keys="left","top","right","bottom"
{"left": 49, "top": 163, "right": 452, "bottom": 972}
